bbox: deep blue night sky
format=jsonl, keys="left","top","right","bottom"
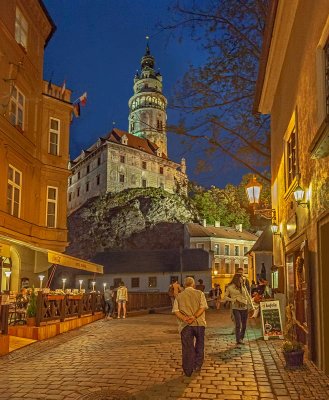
{"left": 43, "top": 0, "right": 247, "bottom": 188}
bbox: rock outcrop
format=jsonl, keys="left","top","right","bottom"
{"left": 67, "top": 188, "right": 200, "bottom": 260}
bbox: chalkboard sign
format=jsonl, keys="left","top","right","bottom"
{"left": 260, "top": 300, "right": 284, "bottom": 340}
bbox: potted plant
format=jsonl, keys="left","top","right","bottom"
{"left": 282, "top": 303, "right": 305, "bottom": 368}
{"left": 26, "top": 287, "right": 37, "bottom": 326}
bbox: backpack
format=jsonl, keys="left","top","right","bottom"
{"left": 168, "top": 285, "right": 175, "bottom": 297}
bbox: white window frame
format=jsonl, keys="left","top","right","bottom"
{"left": 9, "top": 86, "right": 25, "bottom": 130}
{"left": 46, "top": 186, "right": 58, "bottom": 228}
{"left": 15, "top": 8, "right": 28, "bottom": 49}
{"left": 49, "top": 118, "right": 60, "bottom": 155}
{"left": 7, "top": 165, "right": 22, "bottom": 218}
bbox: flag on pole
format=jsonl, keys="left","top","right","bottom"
{"left": 73, "top": 102, "right": 80, "bottom": 117}
{"left": 79, "top": 92, "right": 87, "bottom": 106}
{"left": 60, "top": 80, "right": 66, "bottom": 97}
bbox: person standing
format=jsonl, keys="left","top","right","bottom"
{"left": 224, "top": 273, "right": 253, "bottom": 346}
{"left": 116, "top": 281, "right": 128, "bottom": 319}
{"left": 237, "top": 267, "right": 251, "bottom": 293}
{"left": 172, "top": 276, "right": 208, "bottom": 377}
{"left": 195, "top": 279, "right": 205, "bottom": 292}
{"left": 104, "top": 285, "right": 114, "bottom": 320}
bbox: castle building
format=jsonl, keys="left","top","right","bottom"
{"left": 68, "top": 44, "right": 187, "bottom": 215}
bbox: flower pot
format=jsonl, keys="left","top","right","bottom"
{"left": 26, "top": 317, "right": 36, "bottom": 327}
{"left": 283, "top": 349, "right": 304, "bottom": 368}
{"left": 47, "top": 295, "right": 65, "bottom": 300}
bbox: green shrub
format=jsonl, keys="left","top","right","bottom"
{"left": 282, "top": 340, "right": 304, "bottom": 353}
{"left": 26, "top": 287, "right": 37, "bottom": 318}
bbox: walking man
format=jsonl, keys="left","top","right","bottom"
{"left": 104, "top": 285, "right": 114, "bottom": 319}
{"left": 172, "top": 276, "right": 208, "bottom": 377}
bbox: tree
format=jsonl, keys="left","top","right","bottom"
{"left": 161, "top": 0, "right": 271, "bottom": 182}
{"left": 190, "top": 184, "right": 251, "bottom": 229}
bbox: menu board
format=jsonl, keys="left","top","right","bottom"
{"left": 260, "top": 300, "right": 284, "bottom": 340}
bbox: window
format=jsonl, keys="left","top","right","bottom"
{"left": 286, "top": 126, "right": 297, "bottom": 188}
{"left": 157, "top": 119, "right": 163, "bottom": 130}
{"left": 113, "top": 278, "right": 121, "bottom": 288}
{"left": 97, "top": 157, "right": 101, "bottom": 166}
{"left": 86, "top": 182, "right": 89, "bottom": 192}
{"left": 244, "top": 264, "right": 248, "bottom": 274}
{"left": 86, "top": 165, "right": 90, "bottom": 174}
{"left": 235, "top": 263, "right": 240, "bottom": 273}
{"left": 214, "top": 244, "right": 220, "bottom": 255}
{"left": 120, "top": 155, "right": 125, "bottom": 163}
{"left": 7, "top": 165, "right": 22, "bottom": 218}
{"left": 197, "top": 243, "right": 205, "bottom": 250}
{"left": 148, "top": 276, "right": 157, "bottom": 288}
{"left": 159, "top": 166, "right": 164, "bottom": 175}
{"left": 69, "top": 177, "right": 72, "bottom": 186}
{"left": 142, "top": 161, "right": 147, "bottom": 170}
{"left": 9, "top": 86, "right": 25, "bottom": 129}
{"left": 46, "top": 186, "right": 58, "bottom": 228}
{"left": 96, "top": 175, "right": 100, "bottom": 185}
{"left": 119, "top": 174, "right": 125, "bottom": 183}
{"left": 131, "top": 278, "right": 140, "bottom": 288}
{"left": 78, "top": 171, "right": 81, "bottom": 180}
{"left": 234, "top": 246, "right": 239, "bottom": 256}
{"left": 244, "top": 246, "right": 248, "bottom": 255}
{"left": 130, "top": 122, "right": 135, "bottom": 131}
{"left": 225, "top": 262, "right": 230, "bottom": 274}
{"left": 77, "top": 187, "right": 80, "bottom": 197}
{"left": 224, "top": 245, "right": 230, "bottom": 256}
{"left": 49, "top": 118, "right": 60, "bottom": 155}
{"left": 68, "top": 193, "right": 72, "bottom": 202}
{"left": 15, "top": 8, "right": 28, "bottom": 48}
{"left": 142, "top": 178, "right": 147, "bottom": 188}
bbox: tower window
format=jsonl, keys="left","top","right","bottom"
{"left": 157, "top": 119, "right": 163, "bottom": 130}
{"left": 142, "top": 179, "right": 147, "bottom": 188}
{"left": 159, "top": 166, "right": 164, "bottom": 175}
{"left": 120, "top": 155, "right": 125, "bottom": 163}
{"left": 96, "top": 175, "right": 100, "bottom": 185}
{"left": 119, "top": 174, "right": 125, "bottom": 183}
{"left": 86, "top": 164, "right": 90, "bottom": 174}
{"left": 97, "top": 157, "right": 101, "bottom": 166}
{"left": 142, "top": 161, "right": 147, "bottom": 170}
{"left": 86, "top": 182, "right": 89, "bottom": 192}
{"left": 78, "top": 171, "right": 81, "bottom": 180}
{"left": 77, "top": 187, "right": 80, "bottom": 197}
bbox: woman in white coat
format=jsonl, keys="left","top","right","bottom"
{"left": 224, "top": 273, "right": 253, "bottom": 345}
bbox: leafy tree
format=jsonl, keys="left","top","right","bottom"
{"left": 161, "top": 0, "right": 271, "bottom": 182}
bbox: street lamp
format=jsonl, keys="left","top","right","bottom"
{"left": 293, "top": 185, "right": 309, "bottom": 208}
{"left": 4, "top": 270, "right": 11, "bottom": 291}
{"left": 39, "top": 275, "right": 45, "bottom": 290}
{"left": 245, "top": 176, "right": 276, "bottom": 220}
{"left": 91, "top": 281, "right": 96, "bottom": 292}
{"left": 103, "top": 282, "right": 107, "bottom": 292}
{"left": 79, "top": 279, "right": 83, "bottom": 292}
{"left": 62, "top": 278, "right": 67, "bottom": 291}
{"left": 270, "top": 222, "right": 281, "bottom": 236}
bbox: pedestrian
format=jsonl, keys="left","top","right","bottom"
{"left": 116, "top": 281, "right": 128, "bottom": 319}
{"left": 104, "top": 285, "right": 115, "bottom": 320}
{"left": 209, "top": 283, "right": 222, "bottom": 309}
{"left": 172, "top": 276, "right": 208, "bottom": 377}
{"left": 224, "top": 273, "right": 253, "bottom": 346}
{"left": 195, "top": 279, "right": 205, "bottom": 292}
{"left": 168, "top": 278, "right": 183, "bottom": 305}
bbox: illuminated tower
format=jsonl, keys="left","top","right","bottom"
{"left": 128, "top": 41, "right": 168, "bottom": 156}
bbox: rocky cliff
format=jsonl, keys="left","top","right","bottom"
{"left": 67, "top": 188, "right": 200, "bottom": 260}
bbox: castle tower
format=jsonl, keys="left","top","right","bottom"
{"left": 128, "top": 42, "right": 168, "bottom": 156}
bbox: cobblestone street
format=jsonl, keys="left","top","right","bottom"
{"left": 0, "top": 309, "right": 329, "bottom": 400}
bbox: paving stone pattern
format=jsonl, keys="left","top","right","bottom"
{"left": 0, "top": 309, "right": 329, "bottom": 399}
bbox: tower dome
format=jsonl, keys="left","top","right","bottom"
{"left": 128, "top": 41, "right": 168, "bottom": 157}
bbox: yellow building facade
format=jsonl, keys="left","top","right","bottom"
{"left": 255, "top": 0, "right": 329, "bottom": 374}
{"left": 0, "top": 1, "right": 99, "bottom": 291}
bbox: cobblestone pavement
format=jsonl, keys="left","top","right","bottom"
{"left": 0, "top": 309, "right": 329, "bottom": 400}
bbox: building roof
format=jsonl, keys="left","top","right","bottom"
{"left": 91, "top": 249, "right": 210, "bottom": 274}
{"left": 71, "top": 127, "right": 168, "bottom": 165}
{"left": 248, "top": 225, "right": 273, "bottom": 253}
{"left": 187, "top": 223, "right": 258, "bottom": 242}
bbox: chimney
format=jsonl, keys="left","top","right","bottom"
{"left": 235, "top": 224, "right": 243, "bottom": 232}
{"left": 214, "top": 220, "right": 220, "bottom": 227}
{"left": 203, "top": 219, "right": 207, "bottom": 227}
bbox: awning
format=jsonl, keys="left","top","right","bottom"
{"left": 0, "top": 242, "right": 11, "bottom": 258}
{"left": 48, "top": 250, "right": 103, "bottom": 274}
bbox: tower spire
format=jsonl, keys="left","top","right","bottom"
{"left": 128, "top": 41, "right": 168, "bottom": 156}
